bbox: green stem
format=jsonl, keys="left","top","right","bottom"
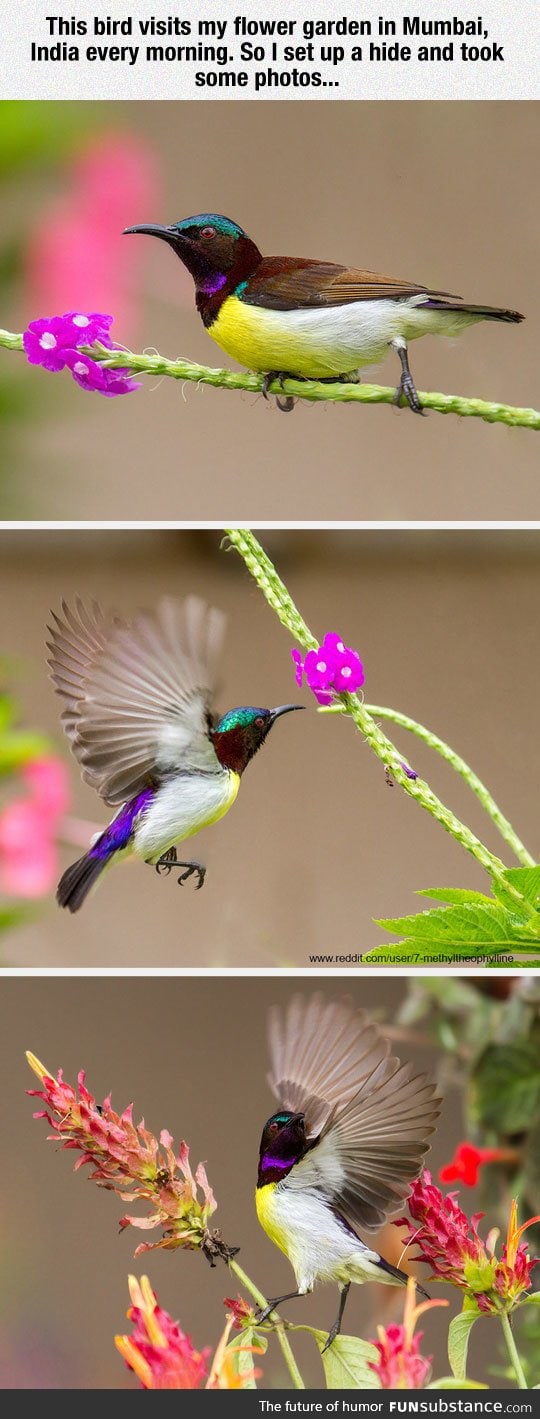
{"left": 2, "top": 329, "right": 539, "bottom": 429}
{"left": 225, "top": 529, "right": 537, "bottom": 925}
{"left": 500, "top": 1312, "right": 528, "bottom": 1389}
{"left": 228, "top": 1257, "right": 306, "bottom": 1390}
{"left": 344, "top": 703, "right": 533, "bottom": 868}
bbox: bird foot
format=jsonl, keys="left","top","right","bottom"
{"left": 261, "top": 370, "right": 296, "bottom": 413}
{"left": 155, "top": 850, "right": 206, "bottom": 889}
{"left": 390, "top": 340, "right": 425, "bottom": 415}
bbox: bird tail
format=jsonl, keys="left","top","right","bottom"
{"left": 56, "top": 851, "right": 108, "bottom": 913}
{"left": 425, "top": 299, "right": 524, "bottom": 324}
{"left": 377, "top": 1254, "right": 430, "bottom": 1300}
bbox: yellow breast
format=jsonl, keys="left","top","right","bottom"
{"left": 208, "top": 294, "right": 331, "bottom": 376}
{"left": 255, "top": 1184, "right": 291, "bottom": 1260}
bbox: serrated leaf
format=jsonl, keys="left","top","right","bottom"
{"left": 503, "top": 865, "right": 540, "bottom": 905}
{"left": 472, "top": 1043, "right": 540, "bottom": 1132}
{"left": 377, "top": 903, "right": 539, "bottom": 946}
{"left": 417, "top": 888, "right": 494, "bottom": 906}
{"left": 313, "top": 1331, "right": 381, "bottom": 1389}
{"left": 448, "top": 1310, "right": 479, "bottom": 1380}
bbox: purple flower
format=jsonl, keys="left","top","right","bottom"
{"left": 22, "top": 311, "right": 139, "bottom": 398}
{"left": 292, "top": 632, "right": 364, "bottom": 705}
{"left": 400, "top": 760, "right": 418, "bottom": 781}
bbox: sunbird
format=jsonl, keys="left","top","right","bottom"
{"left": 47, "top": 595, "right": 303, "bottom": 912}
{"left": 255, "top": 993, "right": 440, "bottom": 1349}
{"left": 124, "top": 213, "right": 524, "bottom": 414}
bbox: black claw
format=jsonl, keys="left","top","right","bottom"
{"left": 154, "top": 852, "right": 206, "bottom": 889}
{"left": 261, "top": 370, "right": 296, "bottom": 413}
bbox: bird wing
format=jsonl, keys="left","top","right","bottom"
{"left": 268, "top": 993, "right": 440, "bottom": 1232}
{"left": 47, "top": 595, "right": 226, "bottom": 804}
{"left": 242, "top": 257, "right": 459, "bottom": 311}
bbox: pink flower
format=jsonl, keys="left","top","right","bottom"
{"left": 292, "top": 632, "right": 364, "bottom": 706}
{"left": 223, "top": 1295, "right": 255, "bottom": 1331}
{"left": 440, "top": 1141, "right": 518, "bottom": 1187}
{"left": 25, "top": 135, "right": 161, "bottom": 342}
{"left": 26, "top": 1052, "right": 226, "bottom": 1259}
{"left": 399, "top": 1172, "right": 539, "bottom": 1313}
{"left": 0, "top": 754, "right": 69, "bottom": 898}
{"left": 369, "top": 1280, "right": 447, "bottom": 1389}
{"left": 116, "top": 1276, "right": 210, "bottom": 1390}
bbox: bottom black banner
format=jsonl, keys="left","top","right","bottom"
{"left": 2, "top": 1392, "right": 538, "bottom": 1417}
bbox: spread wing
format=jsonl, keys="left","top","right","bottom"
{"left": 243, "top": 257, "right": 459, "bottom": 311}
{"left": 47, "top": 595, "right": 226, "bottom": 804}
{"left": 268, "top": 993, "right": 440, "bottom": 1232}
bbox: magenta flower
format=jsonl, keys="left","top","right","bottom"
{"left": 292, "top": 632, "right": 364, "bottom": 705}
{"left": 23, "top": 312, "right": 113, "bottom": 370}
{"left": 22, "top": 311, "right": 140, "bottom": 397}
{"left": 368, "top": 1279, "right": 446, "bottom": 1389}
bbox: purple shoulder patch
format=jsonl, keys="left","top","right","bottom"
{"left": 90, "top": 787, "right": 155, "bottom": 861}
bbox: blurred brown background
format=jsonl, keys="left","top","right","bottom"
{"left": 2, "top": 100, "right": 538, "bottom": 520}
{"left": 0, "top": 527, "right": 538, "bottom": 968}
{"left": 0, "top": 975, "right": 500, "bottom": 1388}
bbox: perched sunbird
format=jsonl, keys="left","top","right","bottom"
{"left": 124, "top": 213, "right": 524, "bottom": 414}
{"left": 255, "top": 993, "right": 440, "bottom": 1348}
{"left": 47, "top": 595, "right": 303, "bottom": 912}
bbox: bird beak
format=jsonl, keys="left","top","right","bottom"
{"left": 123, "top": 223, "right": 186, "bottom": 250}
{"left": 269, "top": 704, "right": 305, "bottom": 722}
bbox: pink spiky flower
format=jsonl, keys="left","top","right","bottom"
{"left": 369, "top": 1278, "right": 448, "bottom": 1389}
{"left": 26, "top": 1052, "right": 230, "bottom": 1261}
{"left": 399, "top": 1171, "right": 539, "bottom": 1313}
{"left": 116, "top": 1275, "right": 210, "bottom": 1390}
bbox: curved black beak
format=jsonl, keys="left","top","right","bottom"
{"left": 269, "top": 704, "right": 305, "bottom": 722}
{"left": 123, "top": 223, "right": 185, "bottom": 249}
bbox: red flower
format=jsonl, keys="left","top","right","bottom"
{"left": 223, "top": 1295, "right": 255, "bottom": 1331}
{"left": 399, "top": 1171, "right": 539, "bottom": 1313}
{"left": 440, "top": 1142, "right": 517, "bottom": 1187}
{"left": 116, "top": 1275, "right": 209, "bottom": 1389}
{"left": 26, "top": 1052, "right": 217, "bottom": 1256}
{"left": 369, "top": 1279, "right": 448, "bottom": 1389}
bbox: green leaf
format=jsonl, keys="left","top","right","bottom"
{"left": 503, "top": 865, "right": 540, "bottom": 905}
{"left": 417, "top": 888, "right": 494, "bottom": 906}
{"left": 472, "top": 1043, "right": 540, "bottom": 1132}
{"left": 313, "top": 1331, "right": 381, "bottom": 1389}
{"left": 367, "top": 900, "right": 540, "bottom": 964}
{"left": 448, "top": 1310, "right": 480, "bottom": 1381}
{"left": 222, "top": 1328, "right": 262, "bottom": 1389}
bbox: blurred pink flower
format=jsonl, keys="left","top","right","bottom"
{"left": 369, "top": 1279, "right": 447, "bottom": 1389}
{"left": 0, "top": 754, "right": 69, "bottom": 898}
{"left": 25, "top": 135, "right": 161, "bottom": 342}
{"left": 116, "top": 1276, "right": 210, "bottom": 1390}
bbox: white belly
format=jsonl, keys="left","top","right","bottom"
{"left": 266, "top": 1184, "right": 382, "bottom": 1293}
{"left": 212, "top": 295, "right": 479, "bottom": 379}
{"left": 132, "top": 770, "right": 239, "bottom": 861}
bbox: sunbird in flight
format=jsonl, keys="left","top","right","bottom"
{"left": 47, "top": 595, "right": 303, "bottom": 912}
{"left": 125, "top": 213, "right": 523, "bottom": 413}
{"left": 255, "top": 993, "right": 440, "bottom": 1348}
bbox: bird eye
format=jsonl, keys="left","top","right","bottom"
{"left": 201, "top": 226, "right": 216, "bottom": 239}
{"left": 254, "top": 716, "right": 264, "bottom": 727}
{"left": 268, "top": 1121, "right": 279, "bottom": 1134}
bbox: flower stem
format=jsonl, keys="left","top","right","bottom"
{"left": 345, "top": 703, "right": 534, "bottom": 868}
{"left": 1, "top": 328, "right": 539, "bottom": 429}
{"left": 228, "top": 1257, "right": 306, "bottom": 1390}
{"left": 500, "top": 1312, "right": 528, "bottom": 1389}
{"left": 225, "top": 529, "right": 537, "bottom": 925}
